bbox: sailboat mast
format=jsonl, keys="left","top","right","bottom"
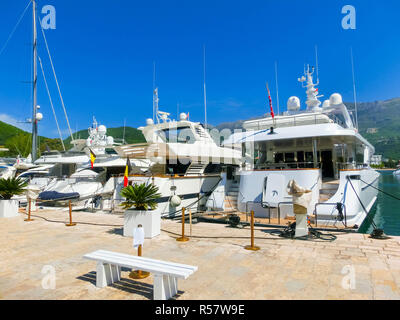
{"left": 350, "top": 47, "right": 358, "bottom": 130}
{"left": 203, "top": 45, "right": 207, "bottom": 131}
{"left": 31, "top": 0, "right": 38, "bottom": 161}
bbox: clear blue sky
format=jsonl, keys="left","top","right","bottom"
{"left": 0, "top": 0, "right": 399, "bottom": 139}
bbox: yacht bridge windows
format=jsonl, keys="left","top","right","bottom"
{"left": 247, "top": 135, "right": 367, "bottom": 180}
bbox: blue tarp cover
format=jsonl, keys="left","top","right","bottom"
{"left": 39, "top": 191, "right": 80, "bottom": 201}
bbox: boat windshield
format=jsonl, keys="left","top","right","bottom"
{"left": 158, "top": 126, "right": 196, "bottom": 144}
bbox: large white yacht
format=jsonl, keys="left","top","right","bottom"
{"left": 114, "top": 91, "right": 242, "bottom": 217}
{"left": 223, "top": 65, "right": 379, "bottom": 229}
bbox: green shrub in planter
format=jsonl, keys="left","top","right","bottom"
{"left": 0, "top": 177, "right": 28, "bottom": 200}
{"left": 120, "top": 183, "right": 161, "bottom": 211}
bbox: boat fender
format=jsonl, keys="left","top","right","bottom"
{"left": 336, "top": 202, "right": 344, "bottom": 221}
{"left": 170, "top": 195, "right": 181, "bottom": 207}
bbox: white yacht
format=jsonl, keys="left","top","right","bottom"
{"left": 114, "top": 101, "right": 242, "bottom": 217}
{"left": 33, "top": 118, "right": 145, "bottom": 206}
{"left": 223, "top": 65, "right": 379, "bottom": 229}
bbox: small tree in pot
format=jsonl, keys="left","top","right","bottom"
{"left": 120, "top": 183, "right": 162, "bottom": 239}
{"left": 0, "top": 177, "right": 28, "bottom": 218}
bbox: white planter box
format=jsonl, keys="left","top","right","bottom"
{"left": 0, "top": 199, "right": 19, "bottom": 218}
{"left": 123, "top": 209, "right": 161, "bottom": 239}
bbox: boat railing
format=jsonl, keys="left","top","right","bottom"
{"left": 255, "top": 162, "right": 319, "bottom": 170}
{"left": 314, "top": 202, "right": 347, "bottom": 227}
{"left": 337, "top": 162, "right": 365, "bottom": 171}
{"left": 245, "top": 200, "right": 294, "bottom": 224}
{"left": 245, "top": 112, "right": 345, "bottom": 130}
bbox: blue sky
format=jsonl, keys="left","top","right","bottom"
{"left": 0, "top": 0, "right": 399, "bottom": 139}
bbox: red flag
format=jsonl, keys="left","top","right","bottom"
{"left": 187, "top": 112, "right": 189, "bottom": 120}
{"left": 266, "top": 83, "right": 274, "bottom": 119}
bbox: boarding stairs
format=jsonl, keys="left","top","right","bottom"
{"left": 319, "top": 180, "right": 339, "bottom": 202}
{"left": 186, "top": 162, "right": 207, "bottom": 176}
{"left": 224, "top": 181, "right": 239, "bottom": 212}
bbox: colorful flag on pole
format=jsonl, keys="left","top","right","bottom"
{"left": 266, "top": 83, "right": 274, "bottom": 119}
{"left": 187, "top": 112, "right": 189, "bottom": 120}
{"left": 123, "top": 157, "right": 131, "bottom": 187}
{"left": 89, "top": 148, "right": 96, "bottom": 168}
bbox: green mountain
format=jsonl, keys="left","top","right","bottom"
{"left": 0, "top": 121, "right": 26, "bottom": 145}
{"left": 0, "top": 120, "right": 64, "bottom": 157}
{"left": 348, "top": 98, "right": 400, "bottom": 160}
{"left": 63, "top": 126, "right": 146, "bottom": 149}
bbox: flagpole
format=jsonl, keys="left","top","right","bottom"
{"left": 266, "top": 82, "right": 275, "bottom": 127}
{"left": 274, "top": 61, "right": 280, "bottom": 115}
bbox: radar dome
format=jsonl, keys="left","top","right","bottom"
{"left": 98, "top": 125, "right": 107, "bottom": 136}
{"left": 329, "top": 93, "right": 343, "bottom": 106}
{"left": 106, "top": 136, "right": 114, "bottom": 145}
{"left": 146, "top": 118, "right": 154, "bottom": 125}
{"left": 322, "top": 100, "right": 331, "bottom": 108}
{"left": 287, "top": 96, "right": 300, "bottom": 111}
{"left": 36, "top": 113, "right": 43, "bottom": 121}
{"left": 179, "top": 113, "right": 187, "bottom": 121}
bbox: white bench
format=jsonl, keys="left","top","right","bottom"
{"left": 83, "top": 249, "right": 198, "bottom": 300}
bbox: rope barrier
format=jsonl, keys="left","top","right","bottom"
{"left": 347, "top": 177, "right": 389, "bottom": 239}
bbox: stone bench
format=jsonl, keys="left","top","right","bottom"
{"left": 83, "top": 249, "right": 197, "bottom": 300}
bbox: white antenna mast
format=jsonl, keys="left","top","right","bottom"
{"left": 274, "top": 61, "right": 280, "bottom": 115}
{"left": 152, "top": 61, "right": 156, "bottom": 121}
{"left": 350, "top": 47, "right": 358, "bottom": 130}
{"left": 315, "top": 45, "right": 319, "bottom": 83}
{"left": 203, "top": 44, "right": 207, "bottom": 130}
{"left": 123, "top": 118, "right": 126, "bottom": 143}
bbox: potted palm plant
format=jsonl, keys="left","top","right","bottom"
{"left": 0, "top": 177, "right": 28, "bottom": 218}
{"left": 120, "top": 183, "right": 162, "bottom": 239}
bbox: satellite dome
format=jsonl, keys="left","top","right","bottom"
{"left": 179, "top": 113, "right": 187, "bottom": 121}
{"left": 97, "top": 125, "right": 107, "bottom": 135}
{"left": 106, "top": 136, "right": 114, "bottom": 145}
{"left": 322, "top": 99, "right": 331, "bottom": 108}
{"left": 287, "top": 96, "right": 300, "bottom": 111}
{"left": 36, "top": 113, "right": 43, "bottom": 121}
{"left": 146, "top": 118, "right": 154, "bottom": 125}
{"left": 329, "top": 93, "right": 343, "bottom": 106}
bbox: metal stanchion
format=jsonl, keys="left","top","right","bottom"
{"left": 176, "top": 207, "right": 189, "bottom": 242}
{"left": 65, "top": 200, "right": 76, "bottom": 227}
{"left": 189, "top": 208, "right": 192, "bottom": 237}
{"left": 24, "top": 199, "right": 34, "bottom": 222}
{"left": 245, "top": 210, "right": 260, "bottom": 251}
{"left": 129, "top": 243, "right": 150, "bottom": 279}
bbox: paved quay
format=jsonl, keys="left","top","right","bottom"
{"left": 1, "top": 209, "right": 400, "bottom": 300}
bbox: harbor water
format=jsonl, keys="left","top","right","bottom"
{"left": 359, "top": 170, "right": 400, "bottom": 236}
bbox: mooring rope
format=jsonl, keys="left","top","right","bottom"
{"left": 360, "top": 178, "right": 400, "bottom": 201}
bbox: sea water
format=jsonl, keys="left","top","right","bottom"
{"left": 359, "top": 170, "right": 400, "bottom": 236}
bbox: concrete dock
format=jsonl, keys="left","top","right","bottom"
{"left": 1, "top": 209, "right": 400, "bottom": 300}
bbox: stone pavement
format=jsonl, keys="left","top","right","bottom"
{"left": 1, "top": 209, "right": 400, "bottom": 300}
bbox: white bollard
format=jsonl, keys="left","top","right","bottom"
{"left": 287, "top": 180, "right": 312, "bottom": 238}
